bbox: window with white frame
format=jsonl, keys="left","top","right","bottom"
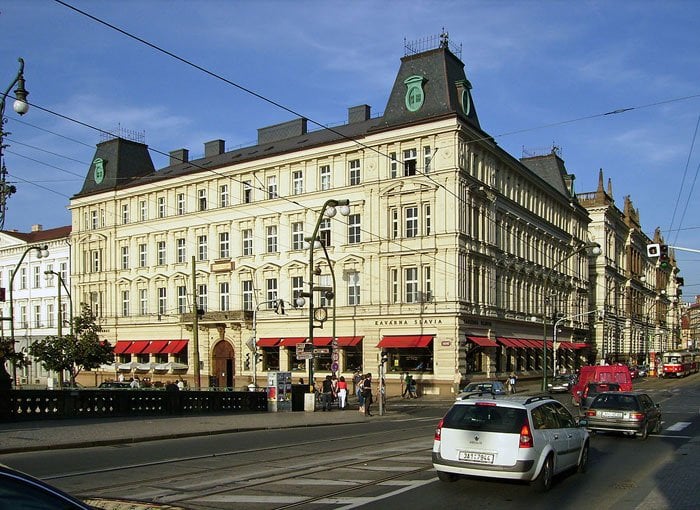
{"left": 243, "top": 180, "right": 252, "bottom": 203}
{"left": 267, "top": 176, "right": 278, "bottom": 199}
{"left": 60, "top": 302, "right": 68, "bottom": 326}
{"left": 423, "top": 265, "right": 432, "bottom": 302}
{"left": 158, "top": 197, "right": 166, "bottom": 218}
{"left": 121, "top": 246, "right": 129, "bottom": 270}
{"left": 404, "top": 148, "right": 417, "bottom": 176}
{"left": 91, "top": 210, "right": 98, "bottom": 229}
{"left": 319, "top": 218, "right": 331, "bottom": 247}
{"left": 122, "top": 204, "right": 129, "bottom": 224}
{"left": 100, "top": 209, "right": 105, "bottom": 228}
{"left": 59, "top": 262, "right": 67, "bottom": 282}
{"left": 242, "top": 229, "right": 253, "bottom": 256}
{"left": 266, "top": 278, "right": 278, "bottom": 308}
{"left": 139, "top": 200, "right": 147, "bottom": 221}
{"left": 139, "top": 289, "right": 148, "bottom": 315}
{"left": 292, "top": 276, "right": 303, "bottom": 304}
{"left": 197, "top": 284, "right": 207, "bottom": 312}
{"left": 348, "top": 271, "right": 360, "bottom": 305}
{"left": 242, "top": 280, "right": 253, "bottom": 311}
{"left": 320, "top": 165, "right": 331, "bottom": 190}
{"left": 34, "top": 305, "right": 41, "bottom": 328}
{"left": 91, "top": 250, "right": 101, "bottom": 272}
{"left": 349, "top": 159, "right": 361, "bottom": 185}
{"left": 219, "top": 282, "right": 230, "bottom": 311}
{"left": 391, "top": 209, "right": 399, "bottom": 239}
{"left": 292, "top": 170, "right": 303, "bottom": 195}
{"left": 266, "top": 225, "right": 278, "bottom": 253}
{"left": 121, "top": 290, "right": 129, "bottom": 317}
{"left": 405, "top": 267, "right": 418, "bottom": 303}
{"left": 45, "top": 264, "right": 53, "bottom": 283}
{"left": 177, "top": 238, "right": 186, "bottom": 263}
{"left": 198, "top": 235, "right": 208, "bottom": 261}
{"left": 348, "top": 214, "right": 361, "bottom": 244}
{"left": 177, "top": 285, "right": 187, "bottom": 314}
{"left": 219, "top": 231, "right": 230, "bottom": 259}
{"left": 177, "top": 193, "right": 186, "bottom": 215}
{"left": 220, "top": 184, "right": 229, "bottom": 207}
{"left": 139, "top": 244, "right": 147, "bottom": 267}
{"left": 158, "top": 287, "right": 167, "bottom": 316}
{"left": 19, "top": 305, "right": 27, "bottom": 329}
{"left": 198, "top": 189, "right": 207, "bottom": 211}
{"left": 18, "top": 268, "right": 26, "bottom": 289}
{"left": 391, "top": 268, "right": 398, "bottom": 303}
{"left": 33, "top": 266, "right": 41, "bottom": 288}
{"left": 292, "top": 222, "right": 304, "bottom": 250}
{"left": 405, "top": 206, "right": 418, "bottom": 238}
{"left": 425, "top": 204, "right": 431, "bottom": 235}
{"left": 390, "top": 152, "right": 398, "bottom": 178}
{"left": 424, "top": 146, "right": 432, "bottom": 173}
{"left": 47, "top": 303, "right": 54, "bottom": 327}
{"left": 157, "top": 241, "right": 166, "bottom": 265}
{"left": 318, "top": 274, "right": 331, "bottom": 307}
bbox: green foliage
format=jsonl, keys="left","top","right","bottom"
{"left": 29, "top": 303, "right": 114, "bottom": 385}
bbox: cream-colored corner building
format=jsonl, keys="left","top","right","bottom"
{"left": 69, "top": 41, "right": 598, "bottom": 395}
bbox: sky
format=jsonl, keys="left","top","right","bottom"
{"left": 1, "top": 0, "right": 699, "bottom": 297}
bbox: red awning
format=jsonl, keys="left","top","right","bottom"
{"left": 257, "top": 338, "right": 280, "bottom": 347}
{"left": 467, "top": 336, "right": 498, "bottom": 347}
{"left": 162, "top": 340, "right": 188, "bottom": 354}
{"left": 312, "top": 337, "right": 333, "bottom": 346}
{"left": 279, "top": 337, "right": 307, "bottom": 347}
{"left": 145, "top": 340, "right": 169, "bottom": 353}
{"left": 505, "top": 338, "right": 526, "bottom": 348}
{"left": 377, "top": 335, "right": 434, "bottom": 348}
{"left": 497, "top": 337, "right": 519, "bottom": 348}
{"left": 336, "top": 336, "right": 363, "bottom": 347}
{"left": 124, "top": 340, "right": 149, "bottom": 354}
{"left": 524, "top": 339, "right": 543, "bottom": 349}
{"left": 570, "top": 342, "right": 588, "bottom": 349}
{"left": 113, "top": 341, "right": 132, "bottom": 354}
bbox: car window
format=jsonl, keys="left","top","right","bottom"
{"left": 551, "top": 401, "right": 576, "bottom": 428}
{"left": 591, "top": 393, "right": 638, "bottom": 410}
{"left": 639, "top": 394, "right": 653, "bottom": 409}
{"left": 532, "top": 403, "right": 559, "bottom": 429}
{"left": 442, "top": 404, "right": 526, "bottom": 433}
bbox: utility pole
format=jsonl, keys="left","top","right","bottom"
{"left": 191, "top": 256, "right": 200, "bottom": 390}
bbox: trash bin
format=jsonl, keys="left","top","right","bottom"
{"left": 291, "top": 384, "right": 306, "bottom": 411}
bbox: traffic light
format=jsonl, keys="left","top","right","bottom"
{"left": 381, "top": 350, "right": 389, "bottom": 364}
{"left": 244, "top": 353, "right": 251, "bottom": 370}
{"left": 659, "top": 244, "right": 669, "bottom": 269}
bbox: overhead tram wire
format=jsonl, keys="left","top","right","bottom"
{"left": 667, "top": 114, "right": 700, "bottom": 246}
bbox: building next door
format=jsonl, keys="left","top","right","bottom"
{"left": 212, "top": 340, "right": 235, "bottom": 389}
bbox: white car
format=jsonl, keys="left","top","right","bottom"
{"left": 432, "top": 394, "right": 589, "bottom": 491}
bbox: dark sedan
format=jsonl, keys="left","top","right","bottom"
{"left": 580, "top": 382, "right": 620, "bottom": 410}
{"left": 0, "top": 463, "right": 94, "bottom": 509}
{"left": 580, "top": 392, "right": 662, "bottom": 440}
{"left": 547, "top": 374, "right": 576, "bottom": 393}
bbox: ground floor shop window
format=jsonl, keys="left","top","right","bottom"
{"left": 261, "top": 347, "right": 279, "bottom": 371}
{"left": 286, "top": 347, "right": 306, "bottom": 372}
{"left": 345, "top": 346, "right": 362, "bottom": 373}
{"left": 175, "top": 349, "right": 188, "bottom": 365}
{"left": 386, "top": 348, "right": 433, "bottom": 373}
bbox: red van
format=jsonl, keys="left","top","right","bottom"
{"left": 571, "top": 364, "right": 632, "bottom": 406}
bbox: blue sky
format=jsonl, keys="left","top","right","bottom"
{"left": 1, "top": 0, "right": 699, "bottom": 297}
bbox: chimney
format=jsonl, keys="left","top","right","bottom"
{"left": 31, "top": 224, "right": 43, "bottom": 232}
{"left": 169, "top": 148, "right": 189, "bottom": 166}
{"left": 204, "top": 139, "right": 225, "bottom": 158}
{"left": 348, "top": 105, "right": 371, "bottom": 124}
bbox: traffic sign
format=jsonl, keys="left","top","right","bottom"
{"left": 331, "top": 362, "right": 339, "bottom": 372}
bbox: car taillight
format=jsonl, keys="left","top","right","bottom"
{"left": 519, "top": 422, "right": 534, "bottom": 448}
{"left": 435, "top": 418, "right": 444, "bottom": 441}
{"left": 629, "top": 412, "right": 644, "bottom": 421}
{"left": 585, "top": 410, "right": 596, "bottom": 417}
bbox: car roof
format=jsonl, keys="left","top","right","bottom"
{"left": 453, "top": 393, "right": 553, "bottom": 408}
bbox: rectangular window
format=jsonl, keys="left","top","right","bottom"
{"left": 219, "top": 231, "right": 230, "bottom": 259}
{"left": 242, "top": 280, "right": 253, "bottom": 311}
{"left": 177, "top": 193, "right": 185, "bottom": 215}
{"left": 242, "top": 229, "right": 253, "bottom": 256}
{"left": 266, "top": 225, "right": 278, "bottom": 253}
{"left": 390, "top": 152, "right": 398, "bottom": 178}
{"left": 121, "top": 204, "right": 129, "bottom": 224}
{"left": 34, "top": 304, "right": 41, "bottom": 328}
{"left": 198, "top": 189, "right": 207, "bottom": 211}
{"left": 121, "top": 290, "right": 130, "bottom": 317}
{"left": 320, "top": 165, "right": 331, "bottom": 190}
{"left": 197, "top": 284, "right": 207, "bottom": 312}
{"left": 267, "top": 176, "right": 277, "bottom": 199}
{"left": 157, "top": 241, "right": 166, "bottom": 265}
{"left": 348, "top": 214, "right": 361, "bottom": 244}
{"left": 139, "top": 244, "right": 147, "bottom": 267}
{"left": 91, "top": 210, "right": 98, "bottom": 230}
{"left": 59, "top": 262, "right": 67, "bottom": 282}
{"left": 391, "top": 209, "right": 399, "bottom": 239}
{"left": 349, "top": 159, "right": 361, "bottom": 185}
{"left": 292, "top": 276, "right": 304, "bottom": 304}
{"left": 348, "top": 271, "right": 360, "bottom": 305}
{"left": 405, "top": 267, "right": 418, "bottom": 303}
{"left": 219, "top": 282, "right": 230, "bottom": 311}
{"left": 219, "top": 184, "right": 229, "bottom": 207}
{"left": 177, "top": 238, "right": 186, "bottom": 263}
{"left": 243, "top": 180, "right": 252, "bottom": 203}
{"left": 177, "top": 286, "right": 188, "bottom": 314}
{"left": 405, "top": 206, "right": 418, "bottom": 238}
{"left": 139, "top": 200, "right": 147, "bottom": 221}
{"left": 292, "top": 170, "right": 303, "bottom": 195}
{"left": 47, "top": 303, "right": 54, "bottom": 327}
{"left": 33, "top": 266, "right": 41, "bottom": 288}
{"left": 425, "top": 204, "right": 431, "bottom": 235}
{"left": 158, "top": 287, "right": 167, "bottom": 316}
{"left": 391, "top": 268, "right": 398, "bottom": 303}
{"left": 91, "top": 250, "right": 101, "bottom": 272}
{"left": 266, "top": 278, "right": 278, "bottom": 308}
{"left": 404, "top": 148, "right": 417, "bottom": 176}
{"left": 424, "top": 266, "right": 432, "bottom": 302}
{"left": 319, "top": 218, "right": 331, "bottom": 247}
{"left": 424, "top": 146, "right": 432, "bottom": 173}
{"left": 198, "top": 235, "right": 208, "bottom": 261}
{"left": 121, "top": 246, "right": 129, "bottom": 270}
{"left": 292, "top": 222, "right": 304, "bottom": 250}
{"left": 139, "top": 289, "right": 148, "bottom": 315}
{"left": 158, "top": 197, "right": 166, "bottom": 218}
{"left": 20, "top": 305, "right": 27, "bottom": 329}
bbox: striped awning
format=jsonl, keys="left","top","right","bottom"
{"left": 467, "top": 336, "right": 498, "bottom": 347}
{"left": 377, "top": 335, "right": 434, "bottom": 348}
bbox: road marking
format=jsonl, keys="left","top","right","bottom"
{"left": 665, "top": 422, "right": 691, "bottom": 431}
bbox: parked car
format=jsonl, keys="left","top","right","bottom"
{"left": 580, "top": 382, "right": 621, "bottom": 410}
{"left": 0, "top": 463, "right": 94, "bottom": 509}
{"left": 547, "top": 374, "right": 576, "bottom": 393}
{"left": 98, "top": 381, "right": 132, "bottom": 389}
{"left": 580, "top": 392, "right": 662, "bottom": 440}
{"left": 636, "top": 365, "right": 649, "bottom": 378}
{"left": 571, "top": 365, "right": 632, "bottom": 406}
{"left": 461, "top": 381, "right": 507, "bottom": 395}
{"left": 433, "top": 394, "right": 589, "bottom": 491}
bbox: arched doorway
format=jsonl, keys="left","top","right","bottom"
{"left": 212, "top": 340, "right": 235, "bottom": 389}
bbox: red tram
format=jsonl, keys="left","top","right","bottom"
{"left": 661, "top": 351, "right": 698, "bottom": 378}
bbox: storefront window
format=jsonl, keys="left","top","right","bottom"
{"left": 287, "top": 347, "right": 307, "bottom": 372}
{"left": 261, "top": 347, "right": 279, "bottom": 371}
{"left": 345, "top": 346, "right": 363, "bottom": 373}
{"left": 385, "top": 348, "right": 433, "bottom": 373}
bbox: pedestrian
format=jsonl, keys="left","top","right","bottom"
{"left": 337, "top": 375, "right": 348, "bottom": 410}
{"left": 352, "top": 371, "right": 361, "bottom": 398}
{"left": 408, "top": 376, "right": 418, "bottom": 398}
{"left": 176, "top": 378, "right": 184, "bottom": 391}
{"left": 402, "top": 372, "right": 412, "bottom": 398}
{"left": 321, "top": 375, "right": 333, "bottom": 411}
{"left": 509, "top": 372, "right": 517, "bottom": 394}
{"left": 130, "top": 376, "right": 140, "bottom": 389}
{"left": 357, "top": 373, "right": 365, "bottom": 412}
{"left": 362, "top": 373, "right": 373, "bottom": 416}
{"left": 331, "top": 374, "right": 339, "bottom": 408}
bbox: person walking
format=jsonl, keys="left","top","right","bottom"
{"left": 402, "top": 372, "right": 412, "bottom": 398}
{"left": 362, "top": 373, "right": 373, "bottom": 416}
{"left": 321, "top": 375, "right": 333, "bottom": 411}
{"left": 357, "top": 374, "right": 365, "bottom": 412}
{"left": 337, "top": 375, "right": 348, "bottom": 410}
{"left": 509, "top": 372, "right": 517, "bottom": 394}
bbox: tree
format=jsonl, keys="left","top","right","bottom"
{"left": 29, "top": 303, "right": 114, "bottom": 387}
{"left": 0, "top": 339, "right": 28, "bottom": 391}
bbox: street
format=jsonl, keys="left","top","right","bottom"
{"left": 1, "top": 374, "right": 698, "bottom": 509}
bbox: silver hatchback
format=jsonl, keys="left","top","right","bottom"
{"left": 432, "top": 394, "right": 589, "bottom": 491}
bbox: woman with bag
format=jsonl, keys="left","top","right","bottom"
{"left": 362, "top": 373, "right": 373, "bottom": 416}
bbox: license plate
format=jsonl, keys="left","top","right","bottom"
{"left": 601, "top": 411, "right": 623, "bottom": 418}
{"left": 458, "top": 451, "right": 494, "bottom": 464}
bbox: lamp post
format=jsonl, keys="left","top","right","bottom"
{"left": 541, "top": 242, "right": 600, "bottom": 391}
{"left": 0, "top": 57, "right": 30, "bottom": 230}
{"left": 7, "top": 244, "right": 49, "bottom": 387}
{"left": 44, "top": 270, "right": 73, "bottom": 337}
{"left": 298, "top": 198, "right": 350, "bottom": 394}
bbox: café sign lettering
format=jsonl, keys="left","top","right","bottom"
{"left": 374, "top": 318, "right": 443, "bottom": 326}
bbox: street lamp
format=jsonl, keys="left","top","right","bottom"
{"left": 44, "top": 270, "right": 74, "bottom": 337}
{"left": 541, "top": 242, "right": 601, "bottom": 391}
{"left": 8, "top": 244, "right": 49, "bottom": 387}
{"left": 297, "top": 198, "right": 350, "bottom": 393}
{"left": 0, "top": 58, "right": 30, "bottom": 230}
